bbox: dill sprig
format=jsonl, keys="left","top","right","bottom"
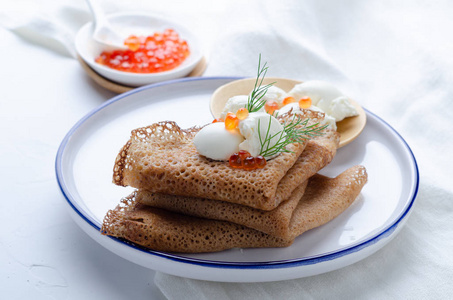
{"left": 258, "top": 114, "right": 328, "bottom": 158}
{"left": 246, "top": 55, "right": 275, "bottom": 113}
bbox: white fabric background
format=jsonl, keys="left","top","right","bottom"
{"left": 1, "top": 0, "right": 452, "bottom": 299}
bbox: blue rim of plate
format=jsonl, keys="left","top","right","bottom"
{"left": 55, "top": 76, "right": 419, "bottom": 269}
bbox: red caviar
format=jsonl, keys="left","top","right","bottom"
{"left": 265, "top": 100, "right": 280, "bottom": 114}
{"left": 255, "top": 156, "right": 266, "bottom": 168}
{"left": 229, "top": 153, "right": 242, "bottom": 168}
{"left": 228, "top": 151, "right": 267, "bottom": 170}
{"left": 95, "top": 29, "right": 190, "bottom": 73}
{"left": 225, "top": 113, "right": 239, "bottom": 130}
{"left": 236, "top": 107, "right": 249, "bottom": 120}
{"left": 283, "top": 96, "right": 295, "bottom": 106}
{"left": 238, "top": 150, "right": 251, "bottom": 160}
{"left": 299, "top": 96, "right": 312, "bottom": 109}
{"left": 243, "top": 156, "right": 257, "bottom": 170}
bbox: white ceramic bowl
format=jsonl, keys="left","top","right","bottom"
{"left": 75, "top": 12, "right": 203, "bottom": 87}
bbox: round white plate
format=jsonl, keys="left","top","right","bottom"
{"left": 56, "top": 77, "right": 419, "bottom": 282}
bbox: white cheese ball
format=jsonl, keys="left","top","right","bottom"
{"left": 288, "top": 80, "right": 358, "bottom": 122}
{"left": 193, "top": 122, "right": 244, "bottom": 161}
{"left": 258, "top": 85, "right": 288, "bottom": 105}
{"left": 238, "top": 112, "right": 284, "bottom": 159}
{"left": 323, "top": 96, "right": 358, "bottom": 122}
{"left": 220, "top": 95, "right": 249, "bottom": 120}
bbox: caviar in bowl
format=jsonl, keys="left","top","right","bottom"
{"left": 75, "top": 12, "right": 202, "bottom": 87}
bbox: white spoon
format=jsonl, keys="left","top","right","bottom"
{"left": 85, "top": 0, "right": 127, "bottom": 51}
{"left": 210, "top": 77, "right": 367, "bottom": 148}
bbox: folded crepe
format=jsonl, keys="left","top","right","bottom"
{"left": 102, "top": 203, "right": 293, "bottom": 253}
{"left": 113, "top": 110, "right": 337, "bottom": 210}
{"left": 137, "top": 165, "right": 367, "bottom": 240}
{"left": 133, "top": 134, "right": 339, "bottom": 239}
{"left": 102, "top": 165, "right": 367, "bottom": 253}
{"left": 135, "top": 180, "right": 308, "bottom": 240}
{"left": 253, "top": 132, "right": 339, "bottom": 208}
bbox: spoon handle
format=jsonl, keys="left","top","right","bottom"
{"left": 84, "top": 0, "right": 125, "bottom": 48}
{"left": 85, "top": 0, "right": 107, "bottom": 35}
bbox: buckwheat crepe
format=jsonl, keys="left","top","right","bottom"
{"left": 102, "top": 202, "right": 293, "bottom": 253}
{"left": 113, "top": 110, "right": 336, "bottom": 210}
{"left": 133, "top": 133, "right": 340, "bottom": 239}
{"left": 135, "top": 180, "right": 308, "bottom": 240}
{"left": 102, "top": 166, "right": 367, "bottom": 253}
{"left": 136, "top": 165, "right": 366, "bottom": 239}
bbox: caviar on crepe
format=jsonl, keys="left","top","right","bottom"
{"left": 95, "top": 29, "right": 190, "bottom": 73}
{"left": 214, "top": 108, "right": 268, "bottom": 170}
{"left": 212, "top": 95, "right": 317, "bottom": 171}
{"left": 229, "top": 150, "right": 266, "bottom": 170}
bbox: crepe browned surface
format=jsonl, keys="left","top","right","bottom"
{"left": 132, "top": 129, "right": 339, "bottom": 237}
{"left": 136, "top": 165, "right": 366, "bottom": 240}
{"left": 101, "top": 165, "right": 367, "bottom": 253}
{"left": 136, "top": 180, "right": 308, "bottom": 239}
{"left": 112, "top": 110, "right": 327, "bottom": 210}
{"left": 272, "top": 129, "right": 339, "bottom": 206}
{"left": 101, "top": 195, "right": 293, "bottom": 253}
{"left": 287, "top": 165, "right": 367, "bottom": 239}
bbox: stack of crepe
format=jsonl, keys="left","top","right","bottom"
{"left": 102, "top": 111, "right": 368, "bottom": 253}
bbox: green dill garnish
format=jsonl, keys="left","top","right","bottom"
{"left": 245, "top": 54, "right": 327, "bottom": 158}
{"left": 258, "top": 114, "right": 328, "bottom": 158}
{"left": 246, "top": 54, "right": 275, "bottom": 113}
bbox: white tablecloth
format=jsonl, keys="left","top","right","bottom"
{"left": 1, "top": 0, "right": 452, "bottom": 299}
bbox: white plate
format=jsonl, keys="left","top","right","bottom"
{"left": 56, "top": 77, "right": 419, "bottom": 282}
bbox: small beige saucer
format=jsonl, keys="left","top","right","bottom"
{"left": 210, "top": 77, "right": 366, "bottom": 148}
{"left": 77, "top": 56, "right": 207, "bottom": 94}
